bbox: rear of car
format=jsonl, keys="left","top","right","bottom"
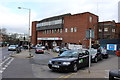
{"left": 100, "top": 47, "right": 108, "bottom": 58}
{"left": 116, "top": 51, "right": 120, "bottom": 56}
{"left": 8, "top": 45, "right": 17, "bottom": 51}
{"left": 89, "top": 48, "right": 103, "bottom": 63}
{"left": 35, "top": 47, "right": 44, "bottom": 54}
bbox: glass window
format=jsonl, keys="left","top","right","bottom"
{"left": 44, "top": 30, "right": 47, "bottom": 34}
{"left": 74, "top": 27, "right": 77, "bottom": 32}
{"left": 57, "top": 29, "right": 60, "bottom": 33}
{"left": 112, "top": 29, "right": 115, "bottom": 32}
{"left": 52, "top": 29, "right": 54, "bottom": 33}
{"left": 55, "top": 19, "right": 62, "bottom": 24}
{"left": 71, "top": 28, "right": 73, "bottom": 32}
{"left": 104, "top": 28, "right": 108, "bottom": 32}
{"left": 65, "top": 28, "right": 68, "bottom": 32}
{"left": 60, "top": 29, "right": 63, "bottom": 33}
{"left": 89, "top": 16, "right": 92, "bottom": 23}
{"left": 99, "top": 29, "right": 102, "bottom": 32}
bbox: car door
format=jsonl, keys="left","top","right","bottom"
{"left": 77, "top": 52, "right": 85, "bottom": 68}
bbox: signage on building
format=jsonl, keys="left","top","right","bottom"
{"left": 37, "top": 37, "right": 63, "bottom": 40}
{"left": 107, "top": 44, "right": 117, "bottom": 50}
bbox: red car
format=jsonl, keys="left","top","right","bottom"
{"left": 116, "top": 51, "right": 120, "bottom": 56}
{"left": 35, "top": 47, "right": 44, "bottom": 54}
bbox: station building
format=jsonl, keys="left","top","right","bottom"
{"left": 31, "top": 12, "right": 98, "bottom": 48}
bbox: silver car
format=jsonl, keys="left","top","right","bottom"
{"left": 8, "top": 45, "right": 17, "bottom": 51}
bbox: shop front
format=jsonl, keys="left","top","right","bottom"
{"left": 37, "top": 37, "right": 63, "bottom": 49}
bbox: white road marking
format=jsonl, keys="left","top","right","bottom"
{"left": 0, "top": 57, "right": 11, "bottom": 66}
{"left": 0, "top": 57, "right": 14, "bottom": 73}
{"left": 104, "top": 70, "right": 109, "bottom": 78}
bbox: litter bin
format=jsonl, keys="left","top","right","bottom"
{"left": 116, "top": 51, "right": 120, "bottom": 56}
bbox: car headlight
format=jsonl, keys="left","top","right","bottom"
{"left": 62, "top": 62, "right": 70, "bottom": 65}
{"left": 49, "top": 60, "right": 52, "bottom": 64}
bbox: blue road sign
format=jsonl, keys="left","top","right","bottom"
{"left": 107, "top": 44, "right": 117, "bottom": 50}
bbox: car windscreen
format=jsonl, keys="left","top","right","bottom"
{"left": 10, "top": 45, "right": 16, "bottom": 47}
{"left": 36, "top": 47, "right": 43, "bottom": 49}
{"left": 59, "top": 51, "right": 79, "bottom": 57}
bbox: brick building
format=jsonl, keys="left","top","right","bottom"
{"left": 31, "top": 12, "right": 98, "bottom": 48}
{"left": 98, "top": 21, "right": 120, "bottom": 39}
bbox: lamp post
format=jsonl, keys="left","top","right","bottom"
{"left": 18, "top": 7, "right": 32, "bottom": 57}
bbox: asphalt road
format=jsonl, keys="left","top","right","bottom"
{"left": 0, "top": 47, "right": 15, "bottom": 74}
{"left": 1, "top": 47, "right": 14, "bottom": 60}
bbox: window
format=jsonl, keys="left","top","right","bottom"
{"left": 57, "top": 29, "right": 60, "bottom": 33}
{"left": 65, "top": 28, "right": 68, "bottom": 32}
{"left": 104, "top": 28, "right": 108, "bottom": 32}
{"left": 74, "top": 27, "right": 77, "bottom": 32}
{"left": 44, "top": 30, "right": 47, "bottom": 34}
{"left": 99, "top": 29, "right": 102, "bottom": 32}
{"left": 89, "top": 16, "right": 92, "bottom": 23}
{"left": 112, "top": 29, "right": 115, "bottom": 32}
{"left": 52, "top": 29, "right": 54, "bottom": 34}
{"left": 55, "top": 19, "right": 62, "bottom": 24}
{"left": 71, "top": 28, "right": 73, "bottom": 32}
{"left": 60, "top": 29, "right": 63, "bottom": 33}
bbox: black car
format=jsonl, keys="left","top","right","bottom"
{"left": 48, "top": 50, "right": 89, "bottom": 72}
{"left": 109, "top": 69, "right": 120, "bottom": 80}
{"left": 88, "top": 48, "right": 103, "bottom": 63}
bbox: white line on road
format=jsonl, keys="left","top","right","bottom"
{"left": 0, "top": 57, "right": 11, "bottom": 66}
{"left": 0, "top": 57, "right": 14, "bottom": 73}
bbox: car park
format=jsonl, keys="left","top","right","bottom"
{"left": 48, "top": 50, "right": 89, "bottom": 72}
{"left": 109, "top": 69, "right": 120, "bottom": 80}
{"left": 88, "top": 48, "right": 103, "bottom": 63}
{"left": 8, "top": 45, "right": 18, "bottom": 51}
{"left": 35, "top": 47, "right": 45, "bottom": 54}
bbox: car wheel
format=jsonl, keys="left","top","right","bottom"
{"left": 72, "top": 63, "right": 78, "bottom": 72}
{"left": 94, "top": 57, "right": 98, "bottom": 63}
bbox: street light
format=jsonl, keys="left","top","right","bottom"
{"left": 18, "top": 7, "right": 32, "bottom": 57}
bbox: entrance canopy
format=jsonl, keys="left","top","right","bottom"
{"left": 37, "top": 37, "right": 63, "bottom": 40}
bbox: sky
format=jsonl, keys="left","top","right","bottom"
{"left": 0, "top": 0, "right": 119, "bottom": 35}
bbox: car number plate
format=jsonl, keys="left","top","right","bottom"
{"left": 52, "top": 65, "right": 59, "bottom": 68}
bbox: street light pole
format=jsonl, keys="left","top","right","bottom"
{"left": 18, "top": 7, "right": 32, "bottom": 57}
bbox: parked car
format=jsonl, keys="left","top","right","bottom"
{"left": 53, "top": 46, "right": 60, "bottom": 53}
{"left": 116, "top": 51, "right": 120, "bottom": 56}
{"left": 100, "top": 47, "right": 108, "bottom": 58}
{"left": 8, "top": 45, "right": 18, "bottom": 51}
{"left": 48, "top": 50, "right": 89, "bottom": 72}
{"left": 59, "top": 47, "right": 68, "bottom": 54}
{"left": 109, "top": 69, "right": 120, "bottom": 80}
{"left": 88, "top": 48, "right": 103, "bottom": 63}
{"left": 35, "top": 47, "right": 45, "bottom": 54}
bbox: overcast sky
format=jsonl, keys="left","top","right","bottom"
{"left": 0, "top": 0, "right": 119, "bottom": 34}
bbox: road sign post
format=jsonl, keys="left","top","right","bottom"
{"left": 86, "top": 28, "right": 94, "bottom": 73}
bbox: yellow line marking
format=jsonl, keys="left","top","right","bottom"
{"left": 58, "top": 73, "right": 77, "bottom": 78}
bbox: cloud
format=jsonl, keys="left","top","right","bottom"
{"left": 0, "top": 0, "right": 119, "bottom": 34}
